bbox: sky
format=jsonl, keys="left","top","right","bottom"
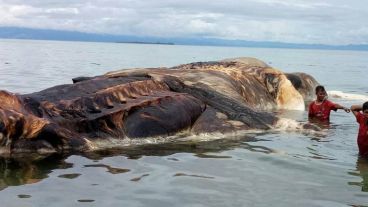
{"left": 0, "top": 0, "right": 367, "bottom": 45}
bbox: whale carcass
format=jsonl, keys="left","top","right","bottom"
{"left": 0, "top": 57, "right": 318, "bottom": 155}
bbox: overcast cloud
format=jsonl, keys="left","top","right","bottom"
{"left": 0, "top": 0, "right": 367, "bottom": 45}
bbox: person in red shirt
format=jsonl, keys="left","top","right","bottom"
{"left": 351, "top": 102, "right": 368, "bottom": 157}
{"left": 308, "top": 85, "right": 350, "bottom": 122}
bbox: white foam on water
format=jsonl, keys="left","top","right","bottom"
{"left": 88, "top": 134, "right": 186, "bottom": 150}
{"left": 273, "top": 118, "right": 327, "bottom": 136}
{"left": 274, "top": 118, "right": 302, "bottom": 131}
{"left": 87, "top": 129, "right": 267, "bottom": 151}
{"left": 328, "top": 90, "right": 368, "bottom": 101}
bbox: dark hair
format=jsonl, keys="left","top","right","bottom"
{"left": 363, "top": 101, "right": 368, "bottom": 111}
{"left": 315, "top": 85, "right": 326, "bottom": 94}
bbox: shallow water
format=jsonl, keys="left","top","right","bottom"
{"left": 1, "top": 39, "right": 368, "bottom": 206}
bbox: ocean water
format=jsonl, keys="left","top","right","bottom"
{"left": 1, "top": 39, "right": 368, "bottom": 207}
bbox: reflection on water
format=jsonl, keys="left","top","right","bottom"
{"left": 349, "top": 157, "right": 368, "bottom": 192}
{"left": 306, "top": 146, "right": 335, "bottom": 160}
{"left": 0, "top": 154, "right": 72, "bottom": 191}
{"left": 195, "top": 154, "right": 232, "bottom": 159}
{"left": 84, "top": 164, "right": 130, "bottom": 174}
{"left": 308, "top": 118, "right": 334, "bottom": 129}
{"left": 0, "top": 128, "right": 366, "bottom": 206}
{"left": 173, "top": 173, "right": 214, "bottom": 179}
{"left": 58, "top": 173, "right": 81, "bottom": 179}
{"left": 130, "top": 174, "right": 150, "bottom": 182}
{"left": 0, "top": 135, "right": 270, "bottom": 191}
{"left": 77, "top": 199, "right": 95, "bottom": 203}
{"left": 17, "top": 194, "right": 31, "bottom": 198}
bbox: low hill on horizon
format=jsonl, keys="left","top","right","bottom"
{"left": 1, "top": 27, "right": 367, "bottom": 51}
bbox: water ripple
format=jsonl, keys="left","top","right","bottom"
{"left": 84, "top": 164, "right": 130, "bottom": 174}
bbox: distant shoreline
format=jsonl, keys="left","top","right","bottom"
{"left": 1, "top": 27, "right": 368, "bottom": 51}
{"left": 115, "top": 41, "right": 175, "bottom": 45}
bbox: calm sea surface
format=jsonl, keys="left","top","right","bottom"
{"left": 0, "top": 39, "right": 368, "bottom": 207}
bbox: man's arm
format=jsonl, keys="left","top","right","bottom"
{"left": 351, "top": 104, "right": 362, "bottom": 117}
{"left": 334, "top": 103, "right": 351, "bottom": 113}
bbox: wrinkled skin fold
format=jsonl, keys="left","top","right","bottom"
{"left": 0, "top": 57, "right": 318, "bottom": 155}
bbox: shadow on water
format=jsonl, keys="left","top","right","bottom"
{"left": 0, "top": 134, "right": 274, "bottom": 190}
